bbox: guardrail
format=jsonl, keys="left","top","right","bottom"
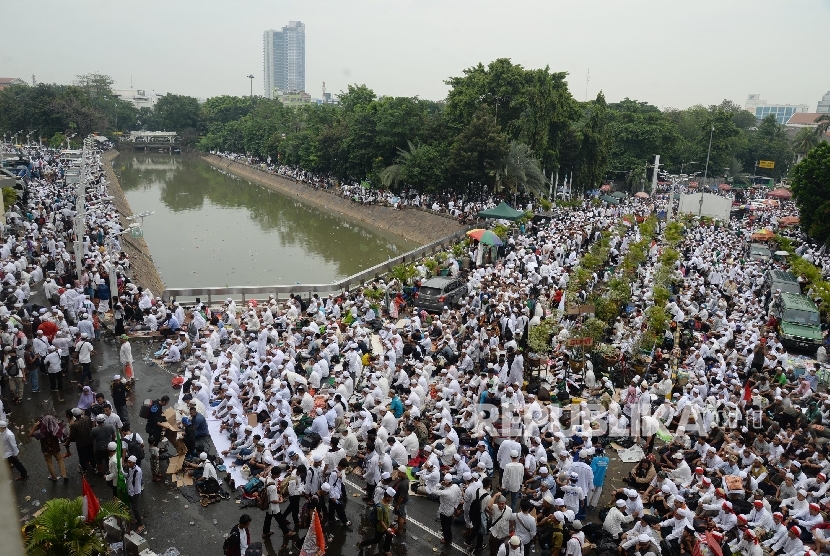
{"left": 162, "top": 226, "right": 474, "bottom": 305}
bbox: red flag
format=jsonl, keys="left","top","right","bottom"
{"left": 82, "top": 476, "right": 101, "bottom": 522}
{"left": 300, "top": 509, "right": 326, "bottom": 556}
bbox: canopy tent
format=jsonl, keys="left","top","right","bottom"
{"left": 750, "top": 229, "right": 775, "bottom": 241}
{"left": 634, "top": 191, "right": 649, "bottom": 199}
{"left": 767, "top": 187, "right": 792, "bottom": 199}
{"left": 477, "top": 201, "right": 525, "bottom": 221}
{"left": 779, "top": 216, "right": 799, "bottom": 226}
{"left": 610, "top": 191, "right": 627, "bottom": 198}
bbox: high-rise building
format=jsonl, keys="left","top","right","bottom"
{"left": 263, "top": 21, "right": 305, "bottom": 99}
{"left": 745, "top": 94, "right": 809, "bottom": 125}
{"left": 817, "top": 91, "right": 830, "bottom": 114}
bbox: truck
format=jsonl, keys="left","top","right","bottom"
{"left": 769, "top": 292, "right": 823, "bottom": 351}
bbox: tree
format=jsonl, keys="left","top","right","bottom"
{"left": 153, "top": 94, "right": 202, "bottom": 135}
{"left": 606, "top": 98, "right": 680, "bottom": 181}
{"left": 448, "top": 107, "right": 508, "bottom": 191}
{"left": 74, "top": 73, "right": 115, "bottom": 100}
{"left": 738, "top": 114, "right": 793, "bottom": 180}
{"left": 817, "top": 115, "right": 830, "bottom": 138}
{"left": 791, "top": 142, "right": 830, "bottom": 244}
{"left": 23, "top": 497, "right": 130, "bottom": 556}
{"left": 572, "top": 92, "right": 609, "bottom": 193}
{"left": 793, "top": 126, "right": 820, "bottom": 156}
{"left": 492, "top": 140, "right": 547, "bottom": 197}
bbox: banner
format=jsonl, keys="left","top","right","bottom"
{"left": 758, "top": 160, "right": 775, "bottom": 169}
{"left": 300, "top": 509, "right": 326, "bottom": 556}
{"left": 115, "top": 430, "right": 129, "bottom": 506}
{"left": 81, "top": 476, "right": 100, "bottom": 522}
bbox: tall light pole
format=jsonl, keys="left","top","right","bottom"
{"left": 699, "top": 125, "right": 714, "bottom": 217}
{"left": 247, "top": 75, "right": 255, "bottom": 99}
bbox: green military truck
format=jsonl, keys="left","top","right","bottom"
{"left": 770, "top": 292, "right": 823, "bottom": 351}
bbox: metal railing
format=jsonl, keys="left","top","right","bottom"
{"left": 162, "top": 226, "right": 474, "bottom": 305}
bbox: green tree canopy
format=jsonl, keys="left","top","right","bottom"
{"left": 791, "top": 142, "right": 830, "bottom": 244}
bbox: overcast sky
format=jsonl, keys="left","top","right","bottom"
{"left": 3, "top": 0, "right": 828, "bottom": 110}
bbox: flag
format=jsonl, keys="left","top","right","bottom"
{"left": 299, "top": 509, "right": 326, "bottom": 556}
{"left": 81, "top": 476, "right": 100, "bottom": 522}
{"left": 115, "top": 429, "right": 129, "bottom": 506}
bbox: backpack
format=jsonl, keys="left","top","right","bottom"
{"left": 468, "top": 489, "right": 487, "bottom": 532}
{"left": 125, "top": 433, "right": 144, "bottom": 462}
{"left": 300, "top": 432, "right": 321, "bottom": 450}
{"left": 243, "top": 477, "right": 263, "bottom": 495}
{"left": 256, "top": 484, "right": 270, "bottom": 511}
{"left": 223, "top": 526, "right": 240, "bottom": 554}
{"left": 138, "top": 399, "right": 153, "bottom": 420}
{"left": 368, "top": 502, "right": 382, "bottom": 527}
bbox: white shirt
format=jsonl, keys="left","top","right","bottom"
{"left": 1, "top": 428, "right": 19, "bottom": 458}
{"left": 76, "top": 341, "right": 94, "bottom": 364}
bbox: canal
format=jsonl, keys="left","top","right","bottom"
{"left": 114, "top": 155, "right": 418, "bottom": 288}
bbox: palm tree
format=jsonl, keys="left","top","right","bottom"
{"left": 817, "top": 114, "right": 830, "bottom": 138}
{"left": 380, "top": 140, "right": 421, "bottom": 189}
{"left": 24, "top": 497, "right": 130, "bottom": 556}
{"left": 794, "top": 126, "right": 821, "bottom": 155}
{"left": 492, "top": 140, "right": 548, "bottom": 197}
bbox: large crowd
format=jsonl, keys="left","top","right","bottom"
{"left": 4, "top": 142, "right": 830, "bottom": 556}
{"left": 211, "top": 150, "right": 545, "bottom": 223}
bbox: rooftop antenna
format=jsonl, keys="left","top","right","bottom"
{"left": 131, "top": 75, "right": 133, "bottom": 89}
{"left": 31, "top": 74, "right": 36, "bottom": 86}
{"left": 322, "top": 81, "right": 326, "bottom": 97}
{"left": 585, "top": 68, "right": 589, "bottom": 102}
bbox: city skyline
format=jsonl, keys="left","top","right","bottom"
{"left": 263, "top": 21, "right": 306, "bottom": 99}
{"left": 0, "top": 0, "right": 827, "bottom": 110}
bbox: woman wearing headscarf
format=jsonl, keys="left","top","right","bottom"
{"left": 77, "top": 386, "right": 95, "bottom": 415}
{"left": 29, "top": 414, "right": 68, "bottom": 481}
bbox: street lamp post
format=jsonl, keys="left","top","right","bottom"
{"left": 699, "top": 126, "right": 714, "bottom": 217}
{"left": 247, "top": 75, "right": 255, "bottom": 99}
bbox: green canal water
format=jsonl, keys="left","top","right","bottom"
{"left": 115, "top": 155, "right": 417, "bottom": 288}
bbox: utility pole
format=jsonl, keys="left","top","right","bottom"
{"left": 651, "top": 154, "right": 660, "bottom": 194}
{"left": 247, "top": 75, "right": 255, "bottom": 99}
{"left": 699, "top": 125, "right": 714, "bottom": 217}
{"left": 585, "top": 68, "right": 590, "bottom": 102}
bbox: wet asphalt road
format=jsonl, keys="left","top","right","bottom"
{"left": 7, "top": 331, "right": 634, "bottom": 556}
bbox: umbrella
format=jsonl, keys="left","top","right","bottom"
{"left": 466, "top": 228, "right": 503, "bottom": 246}
{"left": 779, "top": 216, "right": 799, "bottom": 226}
{"left": 768, "top": 187, "right": 792, "bottom": 199}
{"left": 750, "top": 229, "right": 775, "bottom": 240}
{"left": 610, "top": 191, "right": 626, "bottom": 198}
{"left": 599, "top": 184, "right": 611, "bottom": 192}
{"left": 599, "top": 195, "right": 620, "bottom": 205}
{"left": 634, "top": 192, "right": 649, "bottom": 199}
{"left": 718, "top": 183, "right": 731, "bottom": 191}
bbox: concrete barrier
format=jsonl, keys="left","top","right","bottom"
{"left": 162, "top": 226, "right": 473, "bottom": 304}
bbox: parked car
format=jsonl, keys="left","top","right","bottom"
{"left": 414, "top": 277, "right": 467, "bottom": 312}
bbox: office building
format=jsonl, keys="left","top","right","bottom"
{"left": 263, "top": 21, "right": 306, "bottom": 99}
{"left": 112, "top": 88, "right": 159, "bottom": 110}
{"left": 745, "top": 94, "right": 809, "bottom": 125}
{"left": 817, "top": 91, "right": 830, "bottom": 114}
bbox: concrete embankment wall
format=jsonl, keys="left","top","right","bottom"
{"left": 102, "top": 149, "right": 166, "bottom": 295}
{"left": 200, "top": 154, "right": 465, "bottom": 245}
